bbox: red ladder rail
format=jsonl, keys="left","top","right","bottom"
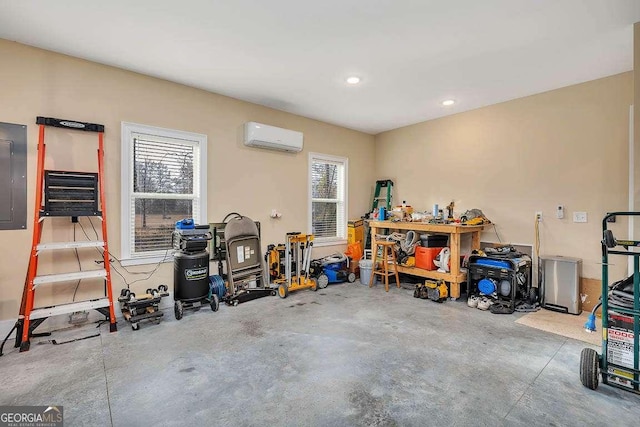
{"left": 18, "top": 117, "right": 117, "bottom": 352}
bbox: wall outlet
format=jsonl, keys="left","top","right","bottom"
{"left": 535, "top": 211, "right": 542, "bottom": 222}
{"left": 573, "top": 211, "right": 588, "bottom": 223}
{"left": 557, "top": 205, "right": 564, "bottom": 219}
{"left": 270, "top": 209, "right": 282, "bottom": 219}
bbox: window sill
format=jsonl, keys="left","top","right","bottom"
{"left": 120, "top": 255, "right": 174, "bottom": 267}
{"left": 313, "top": 239, "right": 348, "bottom": 248}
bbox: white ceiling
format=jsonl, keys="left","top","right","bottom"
{"left": 1, "top": 0, "right": 639, "bottom": 134}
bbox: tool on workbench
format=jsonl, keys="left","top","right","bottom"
{"left": 434, "top": 248, "right": 451, "bottom": 273}
{"left": 446, "top": 201, "right": 455, "bottom": 220}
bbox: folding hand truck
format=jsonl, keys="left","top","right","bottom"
{"left": 580, "top": 212, "right": 640, "bottom": 394}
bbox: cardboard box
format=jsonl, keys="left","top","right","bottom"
{"left": 580, "top": 277, "right": 602, "bottom": 312}
{"left": 348, "top": 219, "right": 364, "bottom": 245}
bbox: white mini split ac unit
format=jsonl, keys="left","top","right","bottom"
{"left": 243, "top": 122, "right": 303, "bottom": 152}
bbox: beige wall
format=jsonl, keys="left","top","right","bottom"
{"left": 0, "top": 40, "right": 376, "bottom": 320}
{"left": 375, "top": 72, "right": 633, "bottom": 281}
{"left": 0, "top": 39, "right": 634, "bottom": 322}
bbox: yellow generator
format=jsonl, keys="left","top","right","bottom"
{"left": 413, "top": 279, "right": 448, "bottom": 303}
{"left": 266, "top": 232, "right": 318, "bottom": 298}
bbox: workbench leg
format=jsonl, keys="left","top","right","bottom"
{"left": 450, "top": 233, "right": 461, "bottom": 275}
{"left": 450, "top": 282, "right": 460, "bottom": 300}
{"left": 471, "top": 231, "right": 481, "bottom": 251}
{"left": 369, "top": 225, "right": 378, "bottom": 288}
{"left": 450, "top": 233, "right": 461, "bottom": 299}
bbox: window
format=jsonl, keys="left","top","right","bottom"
{"left": 309, "top": 152, "right": 347, "bottom": 244}
{"left": 121, "top": 122, "right": 207, "bottom": 265}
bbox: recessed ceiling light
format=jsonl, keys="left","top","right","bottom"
{"left": 346, "top": 76, "right": 361, "bottom": 85}
{"left": 442, "top": 99, "right": 455, "bottom": 106}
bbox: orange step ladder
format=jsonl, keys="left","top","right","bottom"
{"left": 17, "top": 116, "right": 117, "bottom": 352}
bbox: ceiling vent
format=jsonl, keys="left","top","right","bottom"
{"left": 243, "top": 122, "right": 303, "bottom": 153}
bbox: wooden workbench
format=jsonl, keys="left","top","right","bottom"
{"left": 368, "top": 221, "right": 485, "bottom": 299}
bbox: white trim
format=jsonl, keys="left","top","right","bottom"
{"left": 125, "top": 192, "right": 196, "bottom": 200}
{"left": 308, "top": 152, "right": 348, "bottom": 240}
{"left": 629, "top": 105, "right": 634, "bottom": 214}
{"left": 121, "top": 122, "right": 207, "bottom": 265}
{"left": 120, "top": 254, "right": 173, "bottom": 267}
{"left": 314, "top": 239, "right": 348, "bottom": 247}
{"left": 629, "top": 105, "right": 634, "bottom": 275}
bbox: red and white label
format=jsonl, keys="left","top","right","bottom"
{"left": 608, "top": 327, "right": 635, "bottom": 369}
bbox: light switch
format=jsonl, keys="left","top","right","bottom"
{"left": 573, "top": 212, "right": 587, "bottom": 223}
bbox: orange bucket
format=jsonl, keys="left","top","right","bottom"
{"left": 345, "top": 242, "right": 363, "bottom": 262}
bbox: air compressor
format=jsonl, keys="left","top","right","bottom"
{"left": 172, "top": 219, "right": 217, "bottom": 319}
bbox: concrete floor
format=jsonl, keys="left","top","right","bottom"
{"left": 1, "top": 281, "right": 639, "bottom": 426}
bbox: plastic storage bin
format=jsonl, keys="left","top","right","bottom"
{"left": 415, "top": 246, "right": 443, "bottom": 270}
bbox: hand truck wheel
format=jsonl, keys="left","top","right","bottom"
{"left": 580, "top": 347, "right": 599, "bottom": 390}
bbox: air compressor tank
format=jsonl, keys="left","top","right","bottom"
{"left": 174, "top": 251, "right": 210, "bottom": 302}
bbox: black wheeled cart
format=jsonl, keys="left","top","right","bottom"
{"left": 580, "top": 212, "right": 640, "bottom": 394}
{"left": 172, "top": 220, "right": 219, "bottom": 320}
{"left": 118, "top": 286, "right": 169, "bottom": 330}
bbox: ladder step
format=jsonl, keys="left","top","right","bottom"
{"left": 30, "top": 298, "right": 111, "bottom": 320}
{"left": 37, "top": 241, "right": 105, "bottom": 251}
{"left": 33, "top": 269, "right": 107, "bottom": 285}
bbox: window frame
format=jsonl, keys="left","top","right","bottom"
{"left": 308, "top": 152, "right": 348, "bottom": 246}
{"left": 121, "top": 122, "right": 207, "bottom": 265}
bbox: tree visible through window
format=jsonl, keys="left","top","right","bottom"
{"left": 121, "top": 123, "right": 206, "bottom": 262}
{"left": 133, "top": 138, "right": 196, "bottom": 252}
{"left": 310, "top": 153, "right": 347, "bottom": 241}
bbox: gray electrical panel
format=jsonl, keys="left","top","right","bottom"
{"left": 0, "top": 122, "right": 27, "bottom": 230}
{"left": 540, "top": 255, "right": 582, "bottom": 315}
